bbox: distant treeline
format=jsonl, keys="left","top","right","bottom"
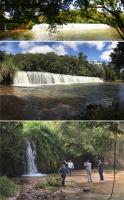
{"left": 0, "top": 10, "right": 115, "bottom": 30}
{"left": 0, "top": 42, "right": 124, "bottom": 85}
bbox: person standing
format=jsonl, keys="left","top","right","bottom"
{"left": 84, "top": 160, "right": 92, "bottom": 182}
{"left": 98, "top": 160, "right": 104, "bottom": 181}
{"left": 64, "top": 160, "right": 74, "bottom": 176}
{"left": 59, "top": 164, "right": 67, "bottom": 187}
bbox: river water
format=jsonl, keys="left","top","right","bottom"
{"left": 0, "top": 82, "right": 124, "bottom": 120}
{"left": 0, "top": 25, "right": 121, "bottom": 41}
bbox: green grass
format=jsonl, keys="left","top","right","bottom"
{"left": 0, "top": 176, "right": 19, "bottom": 198}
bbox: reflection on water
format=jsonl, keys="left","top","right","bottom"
{"left": 0, "top": 28, "right": 121, "bottom": 41}
{"left": 65, "top": 171, "right": 124, "bottom": 200}
{"left": 0, "top": 82, "right": 124, "bottom": 120}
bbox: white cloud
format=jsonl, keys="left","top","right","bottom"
{"left": 87, "top": 41, "right": 106, "bottom": 51}
{"left": 23, "top": 44, "right": 67, "bottom": 55}
{"left": 19, "top": 41, "right": 34, "bottom": 49}
{"left": 62, "top": 41, "right": 105, "bottom": 51}
{"left": 62, "top": 41, "right": 81, "bottom": 51}
{"left": 100, "top": 50, "right": 112, "bottom": 61}
{"left": 107, "top": 41, "right": 118, "bottom": 50}
{"left": 52, "top": 44, "right": 67, "bottom": 55}
{"left": 100, "top": 42, "right": 118, "bottom": 61}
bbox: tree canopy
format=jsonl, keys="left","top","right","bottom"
{"left": 1, "top": 0, "right": 124, "bottom": 38}
{"left": 74, "top": 0, "right": 124, "bottom": 39}
{"left": 0, "top": 122, "right": 124, "bottom": 177}
{"left": 110, "top": 42, "right": 124, "bottom": 79}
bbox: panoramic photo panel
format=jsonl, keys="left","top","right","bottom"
{"left": 0, "top": 121, "right": 124, "bottom": 200}
{"left": 0, "top": 0, "right": 124, "bottom": 41}
{"left": 0, "top": 41, "right": 124, "bottom": 120}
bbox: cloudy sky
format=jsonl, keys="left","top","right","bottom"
{"left": 0, "top": 41, "right": 118, "bottom": 62}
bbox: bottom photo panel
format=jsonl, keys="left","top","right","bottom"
{"left": 0, "top": 121, "right": 124, "bottom": 200}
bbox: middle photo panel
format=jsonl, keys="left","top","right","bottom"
{"left": 0, "top": 41, "right": 124, "bottom": 120}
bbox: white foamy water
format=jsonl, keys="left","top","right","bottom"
{"left": 30, "top": 23, "right": 110, "bottom": 40}
{"left": 22, "top": 141, "right": 46, "bottom": 177}
{"left": 13, "top": 71, "right": 103, "bottom": 87}
{"left": 32, "top": 23, "right": 110, "bottom": 32}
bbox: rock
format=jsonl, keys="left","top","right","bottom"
{"left": 16, "top": 186, "right": 69, "bottom": 200}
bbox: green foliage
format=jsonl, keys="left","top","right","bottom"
{"left": 46, "top": 175, "right": 62, "bottom": 187}
{"left": 0, "top": 176, "right": 19, "bottom": 197}
{"left": 0, "top": 51, "right": 106, "bottom": 85}
{"left": 35, "top": 175, "right": 61, "bottom": 189}
{"left": 76, "top": 0, "right": 124, "bottom": 39}
{"left": 35, "top": 182, "right": 47, "bottom": 189}
{"left": 1, "top": 0, "right": 124, "bottom": 38}
{"left": 1, "top": 44, "right": 123, "bottom": 84}
{"left": 0, "top": 122, "right": 27, "bottom": 176}
{"left": 0, "top": 57, "right": 19, "bottom": 84}
{"left": 110, "top": 43, "right": 124, "bottom": 79}
{"left": 24, "top": 122, "right": 63, "bottom": 172}
{"left": 0, "top": 121, "right": 124, "bottom": 177}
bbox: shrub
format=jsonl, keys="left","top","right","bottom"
{"left": 35, "top": 175, "right": 62, "bottom": 189}
{"left": 0, "top": 176, "right": 19, "bottom": 197}
{"left": 46, "top": 175, "right": 62, "bottom": 187}
{"left": 35, "top": 182, "right": 47, "bottom": 189}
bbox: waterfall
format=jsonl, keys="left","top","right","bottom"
{"left": 22, "top": 141, "right": 46, "bottom": 177}
{"left": 4, "top": 24, "right": 7, "bottom": 31}
{"left": 26, "top": 141, "right": 38, "bottom": 175}
{"left": 13, "top": 71, "right": 103, "bottom": 87}
{"left": 32, "top": 23, "right": 110, "bottom": 32}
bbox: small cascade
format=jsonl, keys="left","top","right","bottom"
{"left": 13, "top": 71, "right": 103, "bottom": 87}
{"left": 31, "top": 23, "right": 110, "bottom": 32}
{"left": 23, "top": 141, "right": 45, "bottom": 177}
{"left": 32, "top": 23, "right": 49, "bottom": 32}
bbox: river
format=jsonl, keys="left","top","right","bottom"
{"left": 0, "top": 24, "right": 122, "bottom": 41}
{"left": 0, "top": 82, "right": 124, "bottom": 120}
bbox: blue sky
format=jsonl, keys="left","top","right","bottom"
{"left": 0, "top": 41, "right": 118, "bottom": 62}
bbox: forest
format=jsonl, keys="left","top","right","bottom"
{"left": 0, "top": 42, "right": 124, "bottom": 85}
{"left": 1, "top": 0, "right": 124, "bottom": 39}
{"left": 0, "top": 121, "right": 124, "bottom": 177}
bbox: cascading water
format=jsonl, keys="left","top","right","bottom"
{"left": 31, "top": 23, "right": 110, "bottom": 40}
{"left": 32, "top": 23, "right": 110, "bottom": 32}
{"left": 4, "top": 24, "right": 7, "bottom": 31}
{"left": 13, "top": 71, "right": 103, "bottom": 87}
{"left": 22, "top": 141, "right": 46, "bottom": 177}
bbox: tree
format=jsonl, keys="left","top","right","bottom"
{"left": 0, "top": 0, "right": 72, "bottom": 25}
{"left": 110, "top": 42, "right": 124, "bottom": 71}
{"left": 24, "top": 122, "right": 63, "bottom": 172}
{"left": 0, "top": 122, "right": 26, "bottom": 176}
{"left": 74, "top": 0, "right": 124, "bottom": 39}
{"left": 0, "top": 57, "right": 18, "bottom": 84}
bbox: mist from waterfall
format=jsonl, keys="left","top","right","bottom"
{"left": 13, "top": 71, "right": 103, "bottom": 87}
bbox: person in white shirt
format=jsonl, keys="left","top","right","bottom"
{"left": 84, "top": 160, "right": 92, "bottom": 182}
{"left": 64, "top": 160, "right": 74, "bottom": 176}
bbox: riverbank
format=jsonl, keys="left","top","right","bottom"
{"left": 3, "top": 171, "right": 124, "bottom": 200}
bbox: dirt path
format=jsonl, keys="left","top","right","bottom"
{"left": 14, "top": 170, "right": 124, "bottom": 200}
